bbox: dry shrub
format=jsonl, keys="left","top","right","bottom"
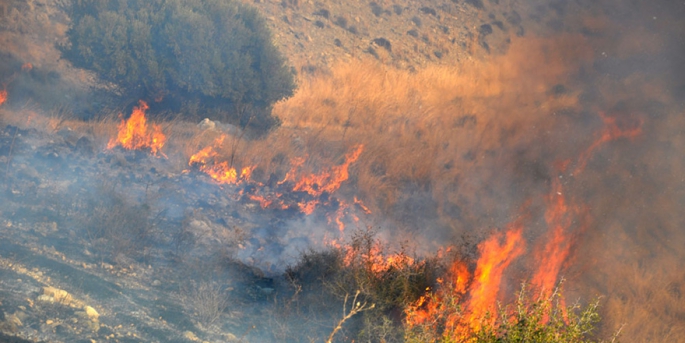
{"left": 181, "top": 280, "right": 230, "bottom": 329}
{"left": 73, "top": 182, "right": 154, "bottom": 262}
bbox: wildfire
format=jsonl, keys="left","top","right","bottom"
{"left": 0, "top": 89, "right": 6, "bottom": 106}
{"left": 188, "top": 135, "right": 255, "bottom": 185}
{"left": 530, "top": 178, "right": 576, "bottom": 296}
{"left": 107, "top": 101, "right": 166, "bottom": 156}
{"left": 290, "top": 145, "right": 364, "bottom": 197}
{"left": 574, "top": 111, "right": 642, "bottom": 174}
{"left": 404, "top": 110, "right": 645, "bottom": 338}
{"left": 404, "top": 225, "right": 525, "bottom": 338}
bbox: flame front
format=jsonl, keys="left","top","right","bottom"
{"left": 107, "top": 101, "right": 166, "bottom": 156}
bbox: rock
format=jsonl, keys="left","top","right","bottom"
{"left": 86, "top": 320, "right": 99, "bottom": 332}
{"left": 46, "top": 319, "right": 53, "bottom": 325}
{"left": 43, "top": 286, "right": 72, "bottom": 304}
{"left": 197, "top": 118, "right": 216, "bottom": 131}
{"left": 152, "top": 279, "right": 162, "bottom": 287}
{"left": 183, "top": 331, "right": 200, "bottom": 341}
{"left": 37, "top": 294, "right": 54, "bottom": 303}
{"left": 84, "top": 306, "right": 99, "bottom": 320}
{"left": 0, "top": 314, "right": 23, "bottom": 333}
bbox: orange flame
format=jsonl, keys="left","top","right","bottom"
{"left": 405, "top": 220, "right": 526, "bottom": 338}
{"left": 189, "top": 135, "right": 255, "bottom": 185}
{"left": 107, "top": 101, "right": 166, "bottom": 156}
{"left": 0, "top": 89, "right": 6, "bottom": 106}
{"left": 462, "top": 226, "right": 525, "bottom": 331}
{"left": 291, "top": 145, "right": 364, "bottom": 197}
{"left": 574, "top": 111, "right": 642, "bottom": 174}
{"left": 530, "top": 178, "right": 574, "bottom": 296}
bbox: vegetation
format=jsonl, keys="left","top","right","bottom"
{"left": 59, "top": 0, "right": 295, "bottom": 132}
{"left": 276, "top": 229, "right": 609, "bottom": 343}
{"left": 405, "top": 284, "right": 607, "bottom": 343}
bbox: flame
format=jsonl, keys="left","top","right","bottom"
{"left": 530, "top": 178, "right": 574, "bottom": 296}
{"left": 107, "top": 101, "right": 166, "bottom": 156}
{"left": 21, "top": 63, "right": 33, "bottom": 71}
{"left": 404, "top": 220, "right": 526, "bottom": 338}
{"left": 0, "top": 89, "right": 6, "bottom": 106}
{"left": 189, "top": 135, "right": 254, "bottom": 185}
{"left": 462, "top": 226, "right": 525, "bottom": 331}
{"left": 531, "top": 111, "right": 643, "bottom": 296}
{"left": 291, "top": 145, "right": 364, "bottom": 197}
{"left": 574, "top": 111, "right": 642, "bottom": 174}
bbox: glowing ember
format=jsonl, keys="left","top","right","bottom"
{"left": 107, "top": 101, "right": 166, "bottom": 156}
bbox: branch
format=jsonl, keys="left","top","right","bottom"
{"left": 326, "top": 290, "right": 375, "bottom": 343}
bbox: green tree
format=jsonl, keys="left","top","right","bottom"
{"left": 60, "top": 0, "right": 295, "bottom": 132}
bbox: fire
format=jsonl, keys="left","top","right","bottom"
{"left": 339, "top": 239, "right": 417, "bottom": 275}
{"left": 530, "top": 178, "right": 575, "bottom": 296}
{"left": 0, "top": 89, "right": 6, "bottom": 106}
{"left": 404, "top": 225, "right": 525, "bottom": 338}
{"left": 574, "top": 111, "right": 642, "bottom": 174}
{"left": 463, "top": 226, "right": 525, "bottom": 329}
{"left": 107, "top": 101, "right": 166, "bottom": 156}
{"left": 404, "top": 109, "right": 644, "bottom": 338}
{"left": 290, "top": 145, "right": 364, "bottom": 197}
{"left": 188, "top": 135, "right": 254, "bottom": 185}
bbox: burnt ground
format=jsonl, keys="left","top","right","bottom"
{"left": 0, "top": 123, "right": 352, "bottom": 343}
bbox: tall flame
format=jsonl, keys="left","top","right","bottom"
{"left": 0, "top": 89, "right": 7, "bottom": 106}
{"left": 530, "top": 178, "right": 576, "bottom": 296}
{"left": 107, "top": 101, "right": 166, "bottom": 156}
{"left": 463, "top": 226, "right": 525, "bottom": 330}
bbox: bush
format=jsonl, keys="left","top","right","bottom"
{"left": 59, "top": 0, "right": 295, "bottom": 132}
{"left": 405, "top": 284, "right": 608, "bottom": 343}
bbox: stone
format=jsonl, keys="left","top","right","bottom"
{"left": 46, "top": 319, "right": 54, "bottom": 325}
{"left": 183, "top": 331, "right": 199, "bottom": 341}
{"left": 84, "top": 306, "right": 99, "bottom": 320}
{"left": 43, "top": 286, "right": 72, "bottom": 304}
{"left": 197, "top": 118, "right": 216, "bottom": 131}
{"left": 37, "top": 294, "right": 54, "bottom": 303}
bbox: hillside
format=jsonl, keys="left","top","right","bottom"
{"left": 1, "top": 0, "right": 685, "bottom": 343}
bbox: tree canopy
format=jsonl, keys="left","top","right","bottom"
{"left": 60, "top": 0, "right": 295, "bottom": 131}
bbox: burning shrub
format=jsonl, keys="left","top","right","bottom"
{"left": 404, "top": 284, "right": 606, "bottom": 343}
{"left": 282, "top": 228, "right": 441, "bottom": 342}
{"left": 59, "top": 0, "right": 295, "bottom": 133}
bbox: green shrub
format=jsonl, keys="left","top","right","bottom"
{"left": 60, "top": 0, "right": 295, "bottom": 132}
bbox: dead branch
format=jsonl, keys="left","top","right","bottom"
{"left": 326, "top": 290, "right": 375, "bottom": 343}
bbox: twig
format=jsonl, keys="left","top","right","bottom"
{"left": 238, "top": 325, "right": 256, "bottom": 342}
{"left": 4, "top": 125, "right": 18, "bottom": 184}
{"left": 326, "top": 290, "right": 375, "bottom": 343}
